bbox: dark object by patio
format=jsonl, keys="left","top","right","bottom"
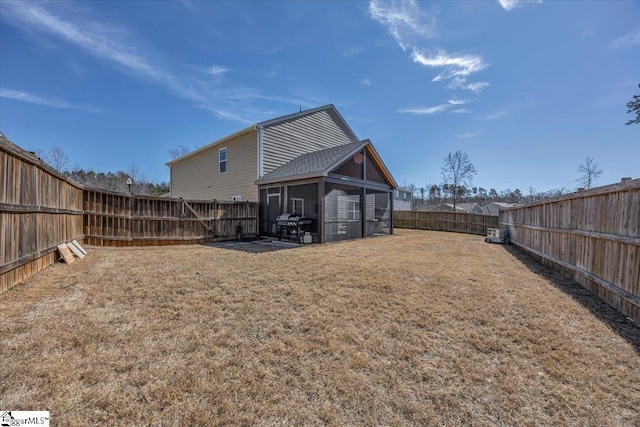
{"left": 276, "top": 213, "right": 313, "bottom": 243}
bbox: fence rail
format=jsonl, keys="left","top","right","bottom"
{"left": 83, "top": 189, "right": 257, "bottom": 247}
{"left": 500, "top": 179, "right": 640, "bottom": 324}
{"left": 394, "top": 210, "right": 499, "bottom": 235}
{"left": 1, "top": 135, "right": 258, "bottom": 292}
{"left": 1, "top": 135, "right": 84, "bottom": 292}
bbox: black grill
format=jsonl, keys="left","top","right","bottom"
{"left": 276, "top": 214, "right": 313, "bottom": 242}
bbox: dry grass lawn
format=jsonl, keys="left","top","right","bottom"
{"left": 1, "top": 229, "right": 639, "bottom": 426}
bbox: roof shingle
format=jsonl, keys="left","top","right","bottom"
{"left": 256, "top": 141, "right": 367, "bottom": 184}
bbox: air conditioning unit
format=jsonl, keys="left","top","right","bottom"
{"left": 232, "top": 195, "right": 242, "bottom": 202}
{"left": 485, "top": 227, "right": 507, "bottom": 244}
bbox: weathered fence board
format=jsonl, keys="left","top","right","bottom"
{"left": 1, "top": 134, "right": 84, "bottom": 292}
{"left": 394, "top": 210, "right": 499, "bottom": 235}
{"left": 500, "top": 179, "right": 640, "bottom": 324}
{"left": 1, "top": 134, "right": 258, "bottom": 292}
{"left": 82, "top": 189, "right": 257, "bottom": 247}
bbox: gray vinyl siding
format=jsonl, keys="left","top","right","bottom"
{"left": 262, "top": 108, "right": 358, "bottom": 175}
{"left": 170, "top": 129, "right": 258, "bottom": 201}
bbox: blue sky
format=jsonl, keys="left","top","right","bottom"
{"left": 1, "top": 0, "right": 638, "bottom": 193}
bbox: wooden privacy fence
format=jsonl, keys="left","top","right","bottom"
{"left": 1, "top": 135, "right": 84, "bottom": 292}
{"left": 84, "top": 190, "right": 257, "bottom": 246}
{"left": 1, "top": 134, "right": 258, "bottom": 293}
{"left": 394, "top": 210, "right": 499, "bottom": 235}
{"left": 500, "top": 179, "right": 640, "bottom": 324}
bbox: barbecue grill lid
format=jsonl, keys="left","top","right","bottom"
{"left": 276, "top": 213, "right": 306, "bottom": 221}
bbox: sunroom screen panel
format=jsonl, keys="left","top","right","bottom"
{"left": 324, "top": 182, "right": 362, "bottom": 242}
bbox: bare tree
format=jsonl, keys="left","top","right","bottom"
{"left": 577, "top": 156, "right": 603, "bottom": 189}
{"left": 46, "top": 147, "right": 71, "bottom": 172}
{"left": 168, "top": 145, "right": 191, "bottom": 160}
{"left": 441, "top": 150, "right": 477, "bottom": 210}
{"left": 127, "top": 164, "right": 151, "bottom": 195}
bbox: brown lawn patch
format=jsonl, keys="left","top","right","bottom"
{"left": 1, "top": 230, "right": 639, "bottom": 426}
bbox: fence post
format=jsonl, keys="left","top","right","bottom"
{"left": 129, "top": 194, "right": 134, "bottom": 245}
{"left": 181, "top": 199, "right": 185, "bottom": 244}
{"left": 213, "top": 199, "right": 217, "bottom": 240}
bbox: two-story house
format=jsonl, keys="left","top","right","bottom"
{"left": 167, "top": 105, "right": 397, "bottom": 241}
{"left": 167, "top": 105, "right": 359, "bottom": 201}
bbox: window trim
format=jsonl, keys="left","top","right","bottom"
{"left": 219, "top": 147, "right": 227, "bottom": 174}
{"left": 346, "top": 200, "right": 360, "bottom": 221}
{"left": 290, "top": 198, "right": 304, "bottom": 216}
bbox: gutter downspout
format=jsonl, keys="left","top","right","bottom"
{"left": 169, "top": 164, "right": 173, "bottom": 198}
{"left": 257, "top": 125, "right": 264, "bottom": 178}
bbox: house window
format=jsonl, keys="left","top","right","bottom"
{"left": 219, "top": 147, "right": 227, "bottom": 174}
{"left": 347, "top": 200, "right": 360, "bottom": 221}
{"left": 404, "top": 192, "right": 407, "bottom": 201}
{"left": 290, "top": 198, "right": 304, "bottom": 216}
{"left": 394, "top": 190, "right": 399, "bottom": 200}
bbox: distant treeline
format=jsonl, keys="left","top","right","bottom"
{"left": 35, "top": 146, "right": 169, "bottom": 196}
{"left": 67, "top": 169, "right": 169, "bottom": 196}
{"left": 404, "top": 183, "right": 569, "bottom": 209}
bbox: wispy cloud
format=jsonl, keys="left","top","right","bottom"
{"left": 206, "top": 65, "right": 229, "bottom": 77}
{"left": 368, "top": 0, "right": 436, "bottom": 51}
{"left": 412, "top": 49, "right": 488, "bottom": 82}
{"left": 486, "top": 111, "right": 507, "bottom": 119}
{"left": 457, "top": 131, "right": 482, "bottom": 138}
{"left": 448, "top": 78, "right": 490, "bottom": 93}
{"left": 0, "top": 1, "right": 314, "bottom": 124}
{"left": 399, "top": 104, "right": 450, "bottom": 115}
{"left": 399, "top": 99, "right": 473, "bottom": 115}
{"left": 196, "top": 106, "right": 253, "bottom": 124}
{"left": 361, "top": 78, "right": 372, "bottom": 86}
{"left": 1, "top": 1, "right": 196, "bottom": 99}
{"left": 448, "top": 98, "right": 472, "bottom": 105}
{"left": 611, "top": 31, "right": 640, "bottom": 49}
{"left": 1, "top": 88, "right": 102, "bottom": 113}
{"left": 368, "top": 1, "right": 489, "bottom": 93}
{"left": 3, "top": 2, "right": 166, "bottom": 81}
{"left": 497, "top": 0, "right": 543, "bottom": 11}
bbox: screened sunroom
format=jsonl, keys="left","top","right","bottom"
{"left": 255, "top": 140, "right": 396, "bottom": 243}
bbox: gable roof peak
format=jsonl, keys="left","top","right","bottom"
{"left": 166, "top": 104, "right": 357, "bottom": 166}
{"left": 255, "top": 139, "right": 397, "bottom": 188}
{"left": 257, "top": 104, "right": 335, "bottom": 127}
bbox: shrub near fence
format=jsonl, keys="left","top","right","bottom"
{"left": 500, "top": 179, "right": 640, "bottom": 324}
{"left": 394, "top": 210, "right": 499, "bottom": 235}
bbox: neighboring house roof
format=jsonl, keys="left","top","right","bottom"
{"left": 255, "top": 139, "right": 397, "bottom": 188}
{"left": 435, "top": 203, "right": 467, "bottom": 212}
{"left": 457, "top": 202, "right": 482, "bottom": 213}
{"left": 481, "top": 202, "right": 516, "bottom": 215}
{"left": 165, "top": 104, "right": 358, "bottom": 166}
{"left": 434, "top": 203, "right": 482, "bottom": 212}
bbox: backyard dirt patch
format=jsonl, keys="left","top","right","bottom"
{"left": 1, "top": 230, "right": 639, "bottom": 426}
